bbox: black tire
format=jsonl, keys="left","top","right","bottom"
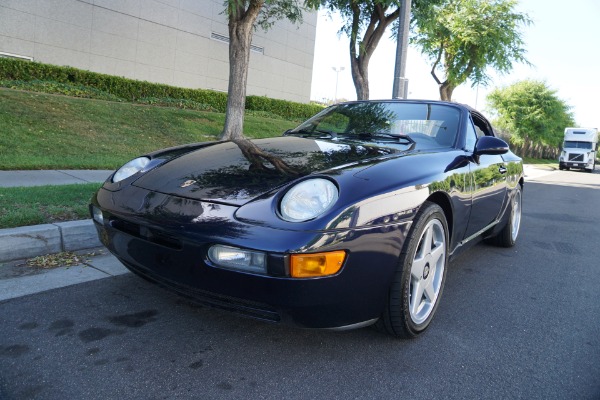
{"left": 377, "top": 202, "right": 449, "bottom": 338}
{"left": 486, "top": 185, "right": 522, "bottom": 248}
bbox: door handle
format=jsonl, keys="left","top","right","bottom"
{"left": 499, "top": 166, "right": 507, "bottom": 174}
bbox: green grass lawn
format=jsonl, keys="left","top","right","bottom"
{"left": 522, "top": 157, "right": 559, "bottom": 169}
{"left": 0, "top": 183, "right": 100, "bottom": 228}
{"left": 0, "top": 89, "right": 299, "bottom": 170}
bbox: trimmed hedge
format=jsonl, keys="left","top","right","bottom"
{"left": 0, "top": 79, "right": 124, "bottom": 101}
{"left": 0, "top": 58, "right": 322, "bottom": 119}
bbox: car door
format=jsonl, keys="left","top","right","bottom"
{"left": 464, "top": 113, "right": 508, "bottom": 238}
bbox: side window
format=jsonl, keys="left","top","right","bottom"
{"left": 471, "top": 114, "right": 492, "bottom": 137}
{"left": 464, "top": 119, "right": 477, "bottom": 152}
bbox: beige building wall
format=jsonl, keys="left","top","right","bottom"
{"left": 0, "top": 0, "right": 317, "bottom": 102}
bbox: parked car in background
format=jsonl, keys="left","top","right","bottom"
{"left": 91, "top": 100, "right": 524, "bottom": 338}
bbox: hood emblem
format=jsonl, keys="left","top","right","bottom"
{"left": 180, "top": 180, "right": 197, "bottom": 188}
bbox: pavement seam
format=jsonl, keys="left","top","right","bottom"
{"left": 57, "top": 170, "right": 90, "bottom": 183}
{"left": 81, "top": 259, "right": 114, "bottom": 277}
{"left": 52, "top": 222, "right": 66, "bottom": 252}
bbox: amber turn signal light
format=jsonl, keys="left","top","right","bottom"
{"left": 290, "top": 251, "right": 346, "bottom": 278}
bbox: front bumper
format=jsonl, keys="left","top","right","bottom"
{"left": 560, "top": 160, "right": 593, "bottom": 169}
{"left": 91, "top": 187, "right": 410, "bottom": 329}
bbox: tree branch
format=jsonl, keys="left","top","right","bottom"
{"left": 244, "top": 0, "right": 264, "bottom": 23}
{"left": 431, "top": 43, "right": 444, "bottom": 85}
{"left": 349, "top": 0, "right": 361, "bottom": 61}
{"left": 363, "top": 5, "right": 399, "bottom": 60}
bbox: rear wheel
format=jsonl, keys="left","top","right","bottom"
{"left": 377, "top": 202, "right": 448, "bottom": 338}
{"left": 486, "top": 186, "right": 522, "bottom": 247}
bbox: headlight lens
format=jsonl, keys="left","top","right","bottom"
{"left": 280, "top": 178, "right": 338, "bottom": 222}
{"left": 112, "top": 157, "right": 150, "bottom": 183}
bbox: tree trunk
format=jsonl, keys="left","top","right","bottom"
{"left": 220, "top": 22, "right": 252, "bottom": 141}
{"left": 350, "top": 56, "right": 369, "bottom": 100}
{"left": 348, "top": 3, "right": 399, "bottom": 101}
{"left": 439, "top": 81, "right": 456, "bottom": 102}
{"left": 220, "top": 2, "right": 263, "bottom": 141}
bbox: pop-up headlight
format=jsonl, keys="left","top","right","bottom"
{"left": 280, "top": 178, "right": 338, "bottom": 222}
{"left": 112, "top": 157, "right": 151, "bottom": 183}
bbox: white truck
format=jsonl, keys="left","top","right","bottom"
{"left": 558, "top": 127, "right": 598, "bottom": 172}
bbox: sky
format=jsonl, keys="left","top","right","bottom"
{"left": 310, "top": 0, "right": 600, "bottom": 129}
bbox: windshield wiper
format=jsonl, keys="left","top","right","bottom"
{"left": 356, "top": 132, "right": 416, "bottom": 149}
{"left": 285, "top": 129, "right": 337, "bottom": 139}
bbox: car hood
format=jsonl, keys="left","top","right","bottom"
{"left": 132, "top": 136, "right": 401, "bottom": 205}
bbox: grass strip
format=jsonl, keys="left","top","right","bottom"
{"left": 0, "top": 183, "right": 100, "bottom": 229}
{"left": 522, "top": 157, "right": 559, "bottom": 169}
{"left": 0, "top": 89, "right": 299, "bottom": 170}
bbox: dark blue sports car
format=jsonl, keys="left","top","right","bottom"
{"left": 90, "top": 100, "right": 523, "bottom": 338}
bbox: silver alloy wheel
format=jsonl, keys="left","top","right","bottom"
{"left": 511, "top": 189, "right": 522, "bottom": 242}
{"left": 409, "top": 219, "right": 446, "bottom": 325}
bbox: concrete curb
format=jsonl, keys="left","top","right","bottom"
{"left": 0, "top": 252, "right": 129, "bottom": 302}
{"left": 0, "top": 219, "right": 101, "bottom": 263}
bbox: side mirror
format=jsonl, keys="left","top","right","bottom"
{"left": 474, "top": 136, "right": 509, "bottom": 155}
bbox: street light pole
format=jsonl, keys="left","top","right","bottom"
{"left": 332, "top": 66, "right": 345, "bottom": 103}
{"left": 392, "top": 0, "right": 412, "bottom": 99}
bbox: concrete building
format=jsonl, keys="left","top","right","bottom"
{"left": 0, "top": 0, "right": 317, "bottom": 102}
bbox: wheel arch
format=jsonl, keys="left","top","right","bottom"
{"left": 425, "top": 191, "right": 453, "bottom": 242}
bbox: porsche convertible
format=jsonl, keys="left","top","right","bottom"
{"left": 90, "top": 100, "right": 523, "bottom": 338}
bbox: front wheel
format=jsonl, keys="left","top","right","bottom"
{"left": 377, "top": 202, "right": 449, "bottom": 338}
{"left": 586, "top": 161, "right": 595, "bottom": 173}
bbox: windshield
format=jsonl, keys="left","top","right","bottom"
{"left": 289, "top": 102, "right": 461, "bottom": 149}
{"left": 564, "top": 141, "right": 593, "bottom": 150}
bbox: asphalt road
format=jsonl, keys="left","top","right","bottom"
{"left": 1, "top": 169, "right": 599, "bottom": 400}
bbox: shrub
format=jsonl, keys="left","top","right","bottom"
{"left": 136, "top": 97, "right": 217, "bottom": 112}
{"left": 0, "top": 79, "right": 124, "bottom": 101}
{"left": 0, "top": 58, "right": 323, "bottom": 119}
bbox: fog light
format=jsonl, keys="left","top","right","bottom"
{"left": 208, "top": 245, "right": 266, "bottom": 274}
{"left": 92, "top": 206, "right": 104, "bottom": 225}
{"left": 290, "top": 251, "right": 346, "bottom": 278}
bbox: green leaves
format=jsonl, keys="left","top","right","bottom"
{"left": 224, "top": 0, "right": 318, "bottom": 30}
{"left": 412, "top": 0, "right": 531, "bottom": 100}
{"left": 487, "top": 80, "right": 575, "bottom": 148}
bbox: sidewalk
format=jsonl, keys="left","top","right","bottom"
{"left": 0, "top": 169, "right": 114, "bottom": 187}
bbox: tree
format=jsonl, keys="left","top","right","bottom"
{"left": 320, "top": 1, "right": 403, "bottom": 100}
{"left": 412, "top": 0, "right": 530, "bottom": 101}
{"left": 220, "top": 0, "right": 318, "bottom": 141}
{"left": 321, "top": 1, "right": 442, "bottom": 101}
{"left": 487, "top": 80, "right": 575, "bottom": 158}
